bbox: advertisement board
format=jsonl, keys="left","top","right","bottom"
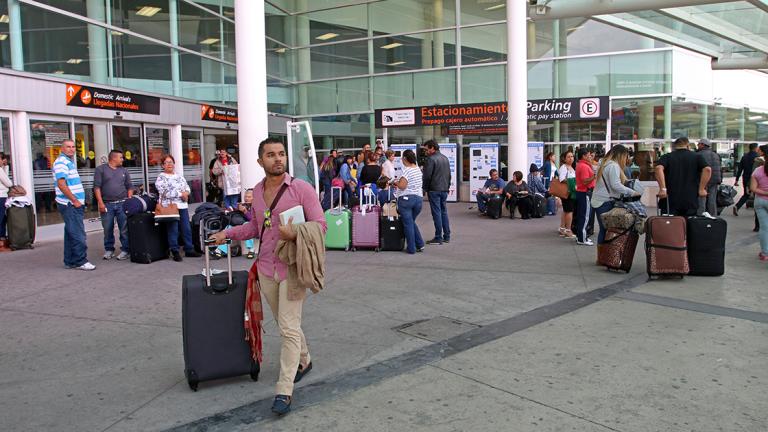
{"left": 438, "top": 143, "right": 458, "bottom": 202}
{"left": 469, "top": 143, "right": 499, "bottom": 202}
{"left": 527, "top": 142, "right": 544, "bottom": 175}
{"left": 389, "top": 144, "right": 417, "bottom": 179}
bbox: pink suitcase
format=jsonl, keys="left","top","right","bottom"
{"left": 352, "top": 186, "right": 380, "bottom": 251}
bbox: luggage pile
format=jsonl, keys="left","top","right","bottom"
{"left": 324, "top": 186, "right": 405, "bottom": 252}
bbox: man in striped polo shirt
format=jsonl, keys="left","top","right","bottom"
{"left": 54, "top": 139, "right": 95, "bottom": 271}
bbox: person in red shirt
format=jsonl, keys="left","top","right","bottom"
{"left": 574, "top": 148, "right": 596, "bottom": 245}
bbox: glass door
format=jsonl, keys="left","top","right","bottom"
{"left": 74, "top": 121, "right": 110, "bottom": 230}
{"left": 182, "top": 129, "right": 204, "bottom": 204}
{"left": 287, "top": 121, "right": 319, "bottom": 194}
{"left": 143, "top": 125, "right": 171, "bottom": 195}
{"left": 0, "top": 113, "right": 12, "bottom": 185}
{"left": 29, "top": 118, "right": 72, "bottom": 226}
{"left": 111, "top": 123, "right": 145, "bottom": 192}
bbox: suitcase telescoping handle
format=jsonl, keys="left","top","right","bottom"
{"left": 203, "top": 238, "right": 233, "bottom": 288}
{"left": 332, "top": 186, "right": 343, "bottom": 211}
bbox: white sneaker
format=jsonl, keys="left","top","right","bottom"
{"left": 576, "top": 239, "right": 595, "bottom": 246}
{"left": 76, "top": 262, "right": 96, "bottom": 271}
{"left": 103, "top": 251, "right": 114, "bottom": 260}
{"left": 116, "top": 251, "right": 130, "bottom": 261}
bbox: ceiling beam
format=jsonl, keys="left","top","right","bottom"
{"left": 528, "top": 0, "right": 741, "bottom": 21}
{"left": 745, "top": 0, "right": 768, "bottom": 13}
{"left": 712, "top": 56, "right": 768, "bottom": 69}
{"left": 659, "top": 7, "right": 768, "bottom": 54}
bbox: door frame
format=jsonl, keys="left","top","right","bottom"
{"left": 73, "top": 119, "right": 112, "bottom": 231}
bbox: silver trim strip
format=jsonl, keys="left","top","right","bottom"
{"left": 179, "top": 0, "right": 235, "bottom": 24}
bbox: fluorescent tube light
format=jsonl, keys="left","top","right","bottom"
{"left": 200, "top": 38, "right": 220, "bottom": 45}
{"left": 387, "top": 61, "right": 406, "bottom": 66}
{"left": 136, "top": 6, "right": 162, "bottom": 17}
{"left": 111, "top": 30, "right": 124, "bottom": 36}
{"left": 381, "top": 42, "right": 403, "bottom": 50}
{"left": 66, "top": 58, "right": 83, "bottom": 64}
{"left": 53, "top": 70, "right": 65, "bottom": 74}
{"left": 748, "top": 115, "right": 763, "bottom": 120}
{"left": 484, "top": 4, "right": 505, "bottom": 11}
{"left": 0, "top": 15, "right": 9, "bottom": 23}
{"left": 474, "top": 57, "right": 494, "bottom": 63}
{"left": 0, "top": 34, "right": 7, "bottom": 41}
{"left": 315, "top": 32, "right": 338, "bottom": 41}
{"left": 275, "top": 47, "right": 286, "bottom": 53}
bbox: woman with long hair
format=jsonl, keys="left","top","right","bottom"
{"left": 542, "top": 151, "right": 558, "bottom": 215}
{"left": 591, "top": 145, "right": 640, "bottom": 244}
{"left": 750, "top": 144, "right": 768, "bottom": 261}
{"left": 557, "top": 151, "right": 577, "bottom": 238}
{"left": 319, "top": 156, "right": 335, "bottom": 211}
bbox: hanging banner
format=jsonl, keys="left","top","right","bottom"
{"left": 375, "top": 97, "right": 609, "bottom": 135}
{"left": 65, "top": 83, "right": 160, "bottom": 114}
{"left": 469, "top": 143, "right": 499, "bottom": 203}
{"left": 527, "top": 142, "right": 544, "bottom": 175}
{"left": 201, "top": 104, "right": 238, "bottom": 123}
{"left": 438, "top": 143, "right": 458, "bottom": 202}
{"left": 389, "top": 144, "right": 417, "bottom": 179}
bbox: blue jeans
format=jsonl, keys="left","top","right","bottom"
{"left": 476, "top": 193, "right": 489, "bottom": 213}
{"left": 0, "top": 197, "right": 6, "bottom": 238}
{"left": 398, "top": 195, "right": 424, "bottom": 254}
{"left": 755, "top": 196, "right": 768, "bottom": 254}
{"left": 428, "top": 191, "right": 450, "bottom": 241}
{"left": 574, "top": 191, "right": 592, "bottom": 242}
{"left": 166, "top": 208, "right": 194, "bottom": 253}
{"left": 59, "top": 203, "right": 88, "bottom": 267}
{"left": 223, "top": 194, "right": 239, "bottom": 209}
{"left": 593, "top": 200, "right": 615, "bottom": 244}
{"left": 101, "top": 201, "right": 129, "bottom": 252}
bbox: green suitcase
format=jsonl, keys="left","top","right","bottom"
{"left": 325, "top": 187, "right": 350, "bottom": 251}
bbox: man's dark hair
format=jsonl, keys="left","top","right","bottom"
{"left": 489, "top": 169, "right": 498, "bottom": 176}
{"left": 258, "top": 138, "right": 285, "bottom": 158}
{"left": 402, "top": 149, "right": 417, "bottom": 164}
{"left": 424, "top": 140, "right": 439, "bottom": 151}
{"left": 673, "top": 137, "right": 689, "bottom": 147}
{"left": 108, "top": 149, "right": 123, "bottom": 160}
{"left": 749, "top": 143, "right": 758, "bottom": 151}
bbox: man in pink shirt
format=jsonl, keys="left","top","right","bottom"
{"left": 211, "top": 138, "right": 326, "bottom": 415}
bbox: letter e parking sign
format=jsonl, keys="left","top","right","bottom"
{"left": 579, "top": 98, "right": 600, "bottom": 119}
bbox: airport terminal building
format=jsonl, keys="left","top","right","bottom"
{"left": 1, "top": 0, "right": 767, "bottom": 237}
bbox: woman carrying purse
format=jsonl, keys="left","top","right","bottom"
{"left": 155, "top": 155, "right": 201, "bottom": 262}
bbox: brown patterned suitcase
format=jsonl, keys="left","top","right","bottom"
{"left": 598, "top": 227, "right": 639, "bottom": 273}
{"left": 645, "top": 215, "right": 689, "bottom": 278}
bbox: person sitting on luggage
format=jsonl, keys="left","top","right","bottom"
{"left": 359, "top": 151, "right": 382, "bottom": 187}
{"left": 655, "top": 137, "right": 712, "bottom": 217}
{"left": 527, "top": 164, "right": 548, "bottom": 196}
{"left": 376, "top": 176, "right": 393, "bottom": 205}
{"left": 504, "top": 171, "right": 532, "bottom": 219}
{"left": 476, "top": 169, "right": 506, "bottom": 214}
{"left": 339, "top": 154, "right": 356, "bottom": 206}
{"left": 155, "top": 155, "right": 202, "bottom": 262}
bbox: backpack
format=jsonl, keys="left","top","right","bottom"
{"left": 123, "top": 194, "right": 157, "bottom": 217}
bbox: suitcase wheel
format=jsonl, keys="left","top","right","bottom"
{"left": 351, "top": 247, "right": 356, "bottom": 252}
{"left": 375, "top": 248, "right": 380, "bottom": 252}
{"left": 344, "top": 245, "right": 350, "bottom": 252}
{"left": 186, "top": 369, "right": 199, "bottom": 391}
{"left": 250, "top": 360, "right": 260, "bottom": 382}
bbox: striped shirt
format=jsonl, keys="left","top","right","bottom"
{"left": 53, "top": 154, "right": 85, "bottom": 205}
{"left": 396, "top": 166, "right": 423, "bottom": 198}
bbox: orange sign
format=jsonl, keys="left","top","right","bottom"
{"left": 80, "top": 89, "right": 92, "bottom": 105}
{"left": 65, "top": 84, "right": 82, "bottom": 104}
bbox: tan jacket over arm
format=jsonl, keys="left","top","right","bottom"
{"left": 275, "top": 221, "right": 326, "bottom": 300}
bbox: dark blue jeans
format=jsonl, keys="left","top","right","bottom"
{"left": 0, "top": 197, "right": 6, "bottom": 238}
{"left": 398, "top": 195, "right": 424, "bottom": 254}
{"left": 101, "top": 201, "right": 129, "bottom": 252}
{"left": 593, "top": 200, "right": 615, "bottom": 244}
{"left": 59, "top": 203, "right": 88, "bottom": 267}
{"left": 223, "top": 194, "right": 239, "bottom": 209}
{"left": 166, "top": 208, "right": 194, "bottom": 253}
{"left": 574, "top": 191, "right": 592, "bottom": 242}
{"left": 428, "top": 191, "right": 450, "bottom": 241}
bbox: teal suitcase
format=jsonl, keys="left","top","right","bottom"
{"left": 325, "top": 187, "right": 351, "bottom": 251}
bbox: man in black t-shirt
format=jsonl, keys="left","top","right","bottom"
{"left": 655, "top": 137, "right": 712, "bottom": 216}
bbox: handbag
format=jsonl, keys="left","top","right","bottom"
{"left": 381, "top": 189, "right": 398, "bottom": 218}
{"left": 154, "top": 194, "right": 180, "bottom": 221}
{"left": 549, "top": 176, "right": 569, "bottom": 200}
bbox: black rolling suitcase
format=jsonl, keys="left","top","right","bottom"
{"left": 687, "top": 216, "right": 727, "bottom": 276}
{"left": 485, "top": 194, "right": 504, "bottom": 219}
{"left": 127, "top": 213, "right": 168, "bottom": 264}
{"left": 380, "top": 216, "right": 405, "bottom": 251}
{"left": 182, "top": 239, "right": 258, "bottom": 391}
{"left": 531, "top": 193, "right": 546, "bottom": 218}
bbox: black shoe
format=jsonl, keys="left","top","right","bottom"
{"left": 209, "top": 250, "right": 222, "bottom": 260}
{"left": 185, "top": 250, "right": 202, "bottom": 258}
{"left": 426, "top": 238, "right": 443, "bottom": 245}
{"left": 172, "top": 250, "right": 183, "bottom": 262}
{"left": 733, "top": 207, "right": 739, "bottom": 216}
{"left": 272, "top": 395, "right": 292, "bottom": 415}
{"left": 443, "top": 238, "right": 450, "bottom": 244}
{"left": 416, "top": 246, "right": 425, "bottom": 253}
{"left": 294, "top": 362, "right": 313, "bottom": 383}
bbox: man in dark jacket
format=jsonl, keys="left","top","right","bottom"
{"left": 696, "top": 139, "right": 721, "bottom": 216}
{"left": 734, "top": 143, "right": 760, "bottom": 215}
{"left": 422, "top": 140, "right": 452, "bottom": 244}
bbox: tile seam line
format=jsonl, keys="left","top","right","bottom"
{"left": 0, "top": 307, "right": 182, "bottom": 329}
{"left": 100, "top": 377, "right": 187, "bottom": 432}
{"left": 615, "top": 291, "right": 768, "bottom": 324}
{"left": 428, "top": 364, "right": 625, "bottom": 432}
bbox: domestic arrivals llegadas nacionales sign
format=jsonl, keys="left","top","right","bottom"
{"left": 200, "top": 104, "right": 238, "bottom": 123}
{"left": 65, "top": 83, "right": 160, "bottom": 115}
{"left": 375, "top": 97, "right": 609, "bottom": 135}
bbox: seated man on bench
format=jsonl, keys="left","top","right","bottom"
{"left": 476, "top": 169, "right": 506, "bottom": 214}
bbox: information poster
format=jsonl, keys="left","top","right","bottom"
{"left": 469, "top": 143, "right": 499, "bottom": 202}
{"left": 389, "top": 144, "right": 417, "bottom": 179}
{"left": 527, "top": 141, "right": 544, "bottom": 175}
{"left": 438, "top": 143, "right": 458, "bottom": 202}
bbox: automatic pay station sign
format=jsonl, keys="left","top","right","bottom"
{"left": 65, "top": 84, "right": 160, "bottom": 115}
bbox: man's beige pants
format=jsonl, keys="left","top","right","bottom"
{"left": 259, "top": 272, "right": 310, "bottom": 396}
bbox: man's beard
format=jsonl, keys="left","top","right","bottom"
{"left": 267, "top": 164, "right": 285, "bottom": 176}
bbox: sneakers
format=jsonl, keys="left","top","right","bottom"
{"left": 576, "top": 239, "right": 595, "bottom": 246}
{"left": 443, "top": 238, "right": 450, "bottom": 244}
{"left": 246, "top": 251, "right": 255, "bottom": 259}
{"left": 75, "top": 262, "right": 96, "bottom": 271}
{"left": 563, "top": 230, "right": 576, "bottom": 239}
{"left": 103, "top": 251, "right": 114, "bottom": 260}
{"left": 271, "top": 395, "right": 292, "bottom": 415}
{"left": 184, "top": 250, "right": 202, "bottom": 258}
{"left": 172, "top": 250, "right": 183, "bottom": 262}
{"left": 759, "top": 252, "right": 768, "bottom": 262}
{"left": 416, "top": 246, "right": 425, "bottom": 253}
{"left": 426, "top": 238, "right": 443, "bottom": 245}
{"left": 116, "top": 251, "right": 130, "bottom": 261}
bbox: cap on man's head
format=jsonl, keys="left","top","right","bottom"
{"left": 529, "top": 163, "right": 540, "bottom": 173}
{"left": 698, "top": 138, "right": 712, "bottom": 147}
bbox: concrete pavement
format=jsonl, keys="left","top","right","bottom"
{"left": 1, "top": 204, "right": 766, "bottom": 431}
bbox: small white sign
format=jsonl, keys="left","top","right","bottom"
{"left": 579, "top": 98, "right": 600, "bottom": 119}
{"left": 381, "top": 109, "right": 416, "bottom": 127}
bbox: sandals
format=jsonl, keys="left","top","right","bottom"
{"left": 563, "top": 229, "right": 576, "bottom": 239}
{"left": 294, "top": 361, "right": 313, "bottom": 383}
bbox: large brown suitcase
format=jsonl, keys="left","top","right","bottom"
{"left": 598, "top": 227, "right": 639, "bottom": 273}
{"left": 645, "top": 214, "right": 689, "bottom": 278}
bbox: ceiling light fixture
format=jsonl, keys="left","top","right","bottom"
{"left": 381, "top": 42, "right": 403, "bottom": 50}
{"left": 484, "top": 4, "right": 505, "bottom": 11}
{"left": 66, "top": 58, "right": 83, "bottom": 64}
{"left": 136, "top": 6, "right": 162, "bottom": 17}
{"left": 388, "top": 61, "right": 406, "bottom": 66}
{"left": 200, "top": 38, "right": 220, "bottom": 45}
{"left": 275, "top": 47, "right": 286, "bottom": 53}
{"left": 0, "top": 14, "right": 9, "bottom": 23}
{"left": 748, "top": 115, "right": 763, "bottom": 120}
{"left": 315, "top": 32, "right": 338, "bottom": 41}
{"left": 111, "top": 30, "right": 124, "bottom": 36}
{"left": 474, "top": 57, "right": 494, "bottom": 63}
{"left": 53, "top": 70, "right": 65, "bottom": 74}
{"left": 0, "top": 34, "right": 7, "bottom": 41}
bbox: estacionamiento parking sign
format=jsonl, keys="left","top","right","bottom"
{"left": 579, "top": 98, "right": 600, "bottom": 119}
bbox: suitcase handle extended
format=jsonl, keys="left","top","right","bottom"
{"left": 203, "top": 238, "right": 233, "bottom": 289}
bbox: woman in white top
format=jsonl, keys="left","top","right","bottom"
{"left": 395, "top": 150, "right": 425, "bottom": 254}
{"left": 381, "top": 150, "right": 395, "bottom": 180}
{"left": 558, "top": 150, "right": 577, "bottom": 238}
{"left": 0, "top": 152, "right": 13, "bottom": 243}
{"left": 155, "top": 154, "right": 200, "bottom": 261}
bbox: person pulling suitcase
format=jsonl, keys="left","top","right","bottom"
{"left": 210, "top": 138, "right": 327, "bottom": 415}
